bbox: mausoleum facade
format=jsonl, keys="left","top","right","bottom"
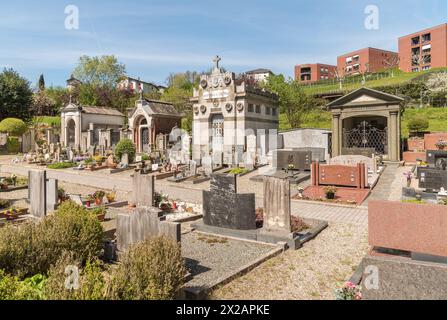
{"left": 191, "top": 57, "right": 280, "bottom": 166}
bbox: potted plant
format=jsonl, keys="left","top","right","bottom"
{"left": 58, "top": 187, "right": 67, "bottom": 203}
{"left": 84, "top": 158, "right": 93, "bottom": 169}
{"left": 403, "top": 171, "right": 413, "bottom": 188}
{"left": 92, "top": 206, "right": 107, "bottom": 222}
{"left": 106, "top": 189, "right": 116, "bottom": 203}
{"left": 323, "top": 186, "right": 337, "bottom": 200}
{"left": 93, "top": 191, "right": 106, "bottom": 206}
{"left": 85, "top": 195, "right": 94, "bottom": 208}
{"left": 436, "top": 140, "right": 447, "bottom": 150}
{"left": 0, "top": 179, "right": 8, "bottom": 190}
{"left": 5, "top": 207, "right": 20, "bottom": 220}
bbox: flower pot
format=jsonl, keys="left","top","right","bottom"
{"left": 326, "top": 192, "right": 336, "bottom": 200}
{"left": 97, "top": 213, "right": 106, "bottom": 222}
{"left": 95, "top": 198, "right": 103, "bottom": 206}
{"left": 1, "top": 185, "right": 8, "bottom": 190}
{"left": 86, "top": 201, "right": 91, "bottom": 208}
{"left": 106, "top": 195, "right": 115, "bottom": 203}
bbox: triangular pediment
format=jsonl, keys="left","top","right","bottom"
{"left": 327, "top": 87, "right": 404, "bottom": 109}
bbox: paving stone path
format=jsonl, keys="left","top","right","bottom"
{"left": 364, "top": 163, "right": 405, "bottom": 204}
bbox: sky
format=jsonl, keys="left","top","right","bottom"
{"left": 0, "top": 0, "right": 445, "bottom": 88}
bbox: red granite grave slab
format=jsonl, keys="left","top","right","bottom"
{"left": 425, "top": 133, "right": 447, "bottom": 151}
{"left": 369, "top": 200, "right": 447, "bottom": 257}
{"left": 301, "top": 186, "right": 370, "bottom": 205}
{"left": 311, "top": 162, "right": 367, "bottom": 189}
{"left": 407, "top": 138, "right": 425, "bottom": 152}
{"left": 403, "top": 151, "right": 426, "bottom": 163}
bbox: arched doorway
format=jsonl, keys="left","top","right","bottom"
{"left": 211, "top": 114, "right": 224, "bottom": 153}
{"left": 134, "top": 116, "right": 150, "bottom": 153}
{"left": 342, "top": 116, "right": 388, "bottom": 155}
{"left": 67, "top": 119, "right": 76, "bottom": 147}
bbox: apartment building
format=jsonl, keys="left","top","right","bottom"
{"left": 399, "top": 23, "right": 447, "bottom": 72}
{"left": 294, "top": 63, "right": 337, "bottom": 83}
{"left": 118, "top": 77, "right": 166, "bottom": 94}
{"left": 337, "top": 48, "right": 399, "bottom": 77}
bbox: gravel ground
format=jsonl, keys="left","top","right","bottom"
{"left": 182, "top": 232, "right": 276, "bottom": 292}
{"left": 210, "top": 222, "right": 369, "bottom": 300}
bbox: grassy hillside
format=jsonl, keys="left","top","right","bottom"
{"left": 300, "top": 68, "right": 447, "bottom": 96}
{"left": 282, "top": 107, "right": 447, "bottom": 138}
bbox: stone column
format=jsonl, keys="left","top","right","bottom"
{"left": 389, "top": 111, "right": 399, "bottom": 162}
{"left": 262, "top": 176, "right": 291, "bottom": 233}
{"left": 332, "top": 113, "right": 341, "bottom": 157}
{"left": 60, "top": 114, "right": 65, "bottom": 146}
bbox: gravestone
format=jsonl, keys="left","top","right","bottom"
{"left": 68, "top": 149, "right": 74, "bottom": 162}
{"left": 212, "top": 151, "right": 223, "bottom": 168}
{"left": 342, "top": 147, "right": 376, "bottom": 158}
{"left": 29, "top": 170, "right": 46, "bottom": 218}
{"left": 28, "top": 170, "right": 58, "bottom": 218}
{"left": 181, "top": 134, "right": 191, "bottom": 164}
{"left": 426, "top": 150, "right": 447, "bottom": 169}
{"left": 116, "top": 206, "right": 181, "bottom": 252}
{"left": 131, "top": 171, "right": 155, "bottom": 207}
{"left": 188, "top": 160, "right": 197, "bottom": 176}
{"left": 156, "top": 133, "right": 167, "bottom": 152}
{"left": 273, "top": 150, "right": 312, "bottom": 171}
{"left": 261, "top": 176, "right": 291, "bottom": 233}
{"left": 202, "top": 156, "right": 213, "bottom": 176}
{"left": 419, "top": 167, "right": 447, "bottom": 191}
{"left": 246, "top": 134, "right": 257, "bottom": 168}
{"left": 105, "top": 155, "right": 115, "bottom": 167}
{"left": 121, "top": 153, "right": 129, "bottom": 166}
{"left": 46, "top": 178, "right": 58, "bottom": 212}
{"left": 330, "top": 154, "right": 378, "bottom": 174}
{"left": 202, "top": 174, "right": 256, "bottom": 230}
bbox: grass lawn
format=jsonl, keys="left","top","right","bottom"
{"left": 300, "top": 68, "right": 447, "bottom": 96}
{"left": 281, "top": 107, "right": 447, "bottom": 138}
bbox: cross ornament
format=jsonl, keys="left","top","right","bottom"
{"left": 213, "top": 55, "right": 221, "bottom": 69}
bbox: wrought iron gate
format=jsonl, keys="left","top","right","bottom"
{"left": 141, "top": 127, "right": 150, "bottom": 153}
{"left": 343, "top": 121, "right": 387, "bottom": 155}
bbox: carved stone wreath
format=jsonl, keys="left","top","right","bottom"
{"left": 193, "top": 106, "right": 199, "bottom": 115}
{"left": 200, "top": 79, "right": 208, "bottom": 89}
{"left": 200, "top": 105, "right": 207, "bottom": 114}
{"left": 225, "top": 103, "right": 233, "bottom": 112}
{"left": 224, "top": 75, "right": 232, "bottom": 86}
{"left": 236, "top": 102, "right": 244, "bottom": 112}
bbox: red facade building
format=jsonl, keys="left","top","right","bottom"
{"left": 337, "top": 47, "right": 398, "bottom": 77}
{"left": 294, "top": 63, "right": 337, "bottom": 83}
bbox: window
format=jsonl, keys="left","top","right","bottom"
{"left": 266, "top": 107, "right": 271, "bottom": 115}
{"left": 422, "top": 33, "right": 431, "bottom": 43}
{"left": 353, "top": 64, "right": 360, "bottom": 71}
{"left": 255, "top": 105, "right": 261, "bottom": 114}
{"left": 346, "top": 66, "right": 353, "bottom": 72}
{"left": 248, "top": 104, "right": 254, "bottom": 112}
{"left": 272, "top": 108, "right": 277, "bottom": 116}
{"left": 422, "top": 44, "right": 431, "bottom": 54}
{"left": 424, "top": 55, "right": 432, "bottom": 64}
{"left": 346, "top": 57, "right": 352, "bottom": 64}
{"left": 411, "top": 36, "right": 420, "bottom": 46}
{"left": 412, "top": 67, "right": 419, "bottom": 72}
{"left": 422, "top": 65, "right": 431, "bottom": 71}
{"left": 353, "top": 55, "right": 360, "bottom": 62}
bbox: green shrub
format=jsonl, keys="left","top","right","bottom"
{"left": 44, "top": 254, "right": 106, "bottom": 300}
{"left": 0, "top": 201, "right": 103, "bottom": 278}
{"left": 115, "top": 139, "right": 136, "bottom": 163}
{"left": 0, "top": 118, "right": 27, "bottom": 136}
{"left": 6, "top": 137, "right": 20, "bottom": 153}
{"left": 47, "top": 162, "right": 77, "bottom": 169}
{"left": 229, "top": 167, "right": 249, "bottom": 175}
{"left": 109, "top": 237, "right": 186, "bottom": 300}
{"left": 407, "top": 116, "right": 429, "bottom": 133}
{"left": 0, "top": 270, "right": 46, "bottom": 300}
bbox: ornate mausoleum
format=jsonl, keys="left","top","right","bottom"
{"left": 60, "top": 103, "right": 125, "bottom": 151}
{"left": 191, "top": 56, "right": 280, "bottom": 166}
{"left": 327, "top": 87, "right": 405, "bottom": 162}
{"left": 128, "top": 97, "right": 182, "bottom": 153}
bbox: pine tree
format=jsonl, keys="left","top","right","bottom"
{"left": 38, "top": 74, "right": 45, "bottom": 92}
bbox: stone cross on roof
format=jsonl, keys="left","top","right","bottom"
{"left": 213, "top": 55, "right": 221, "bottom": 70}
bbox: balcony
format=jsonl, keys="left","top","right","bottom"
{"left": 411, "top": 36, "right": 420, "bottom": 46}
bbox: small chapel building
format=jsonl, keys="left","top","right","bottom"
{"left": 60, "top": 103, "right": 125, "bottom": 151}
{"left": 191, "top": 56, "right": 280, "bottom": 166}
{"left": 128, "top": 97, "right": 182, "bottom": 153}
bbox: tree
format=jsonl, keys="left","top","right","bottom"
{"left": 72, "top": 55, "right": 126, "bottom": 88}
{"left": 38, "top": 74, "right": 45, "bottom": 92}
{"left": 32, "top": 91, "right": 57, "bottom": 116}
{"left": 0, "top": 68, "right": 33, "bottom": 122}
{"left": 408, "top": 116, "right": 429, "bottom": 133}
{"left": 265, "top": 75, "right": 317, "bottom": 128}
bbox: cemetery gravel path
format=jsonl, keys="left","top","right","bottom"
{"left": 210, "top": 222, "right": 369, "bottom": 300}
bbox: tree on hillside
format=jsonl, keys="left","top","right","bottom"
{"left": 0, "top": 68, "right": 33, "bottom": 122}
{"left": 46, "top": 87, "right": 71, "bottom": 113}
{"left": 32, "top": 91, "right": 57, "bottom": 116}
{"left": 266, "top": 74, "right": 318, "bottom": 129}
{"left": 72, "top": 55, "right": 126, "bottom": 88}
{"left": 38, "top": 74, "right": 45, "bottom": 92}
